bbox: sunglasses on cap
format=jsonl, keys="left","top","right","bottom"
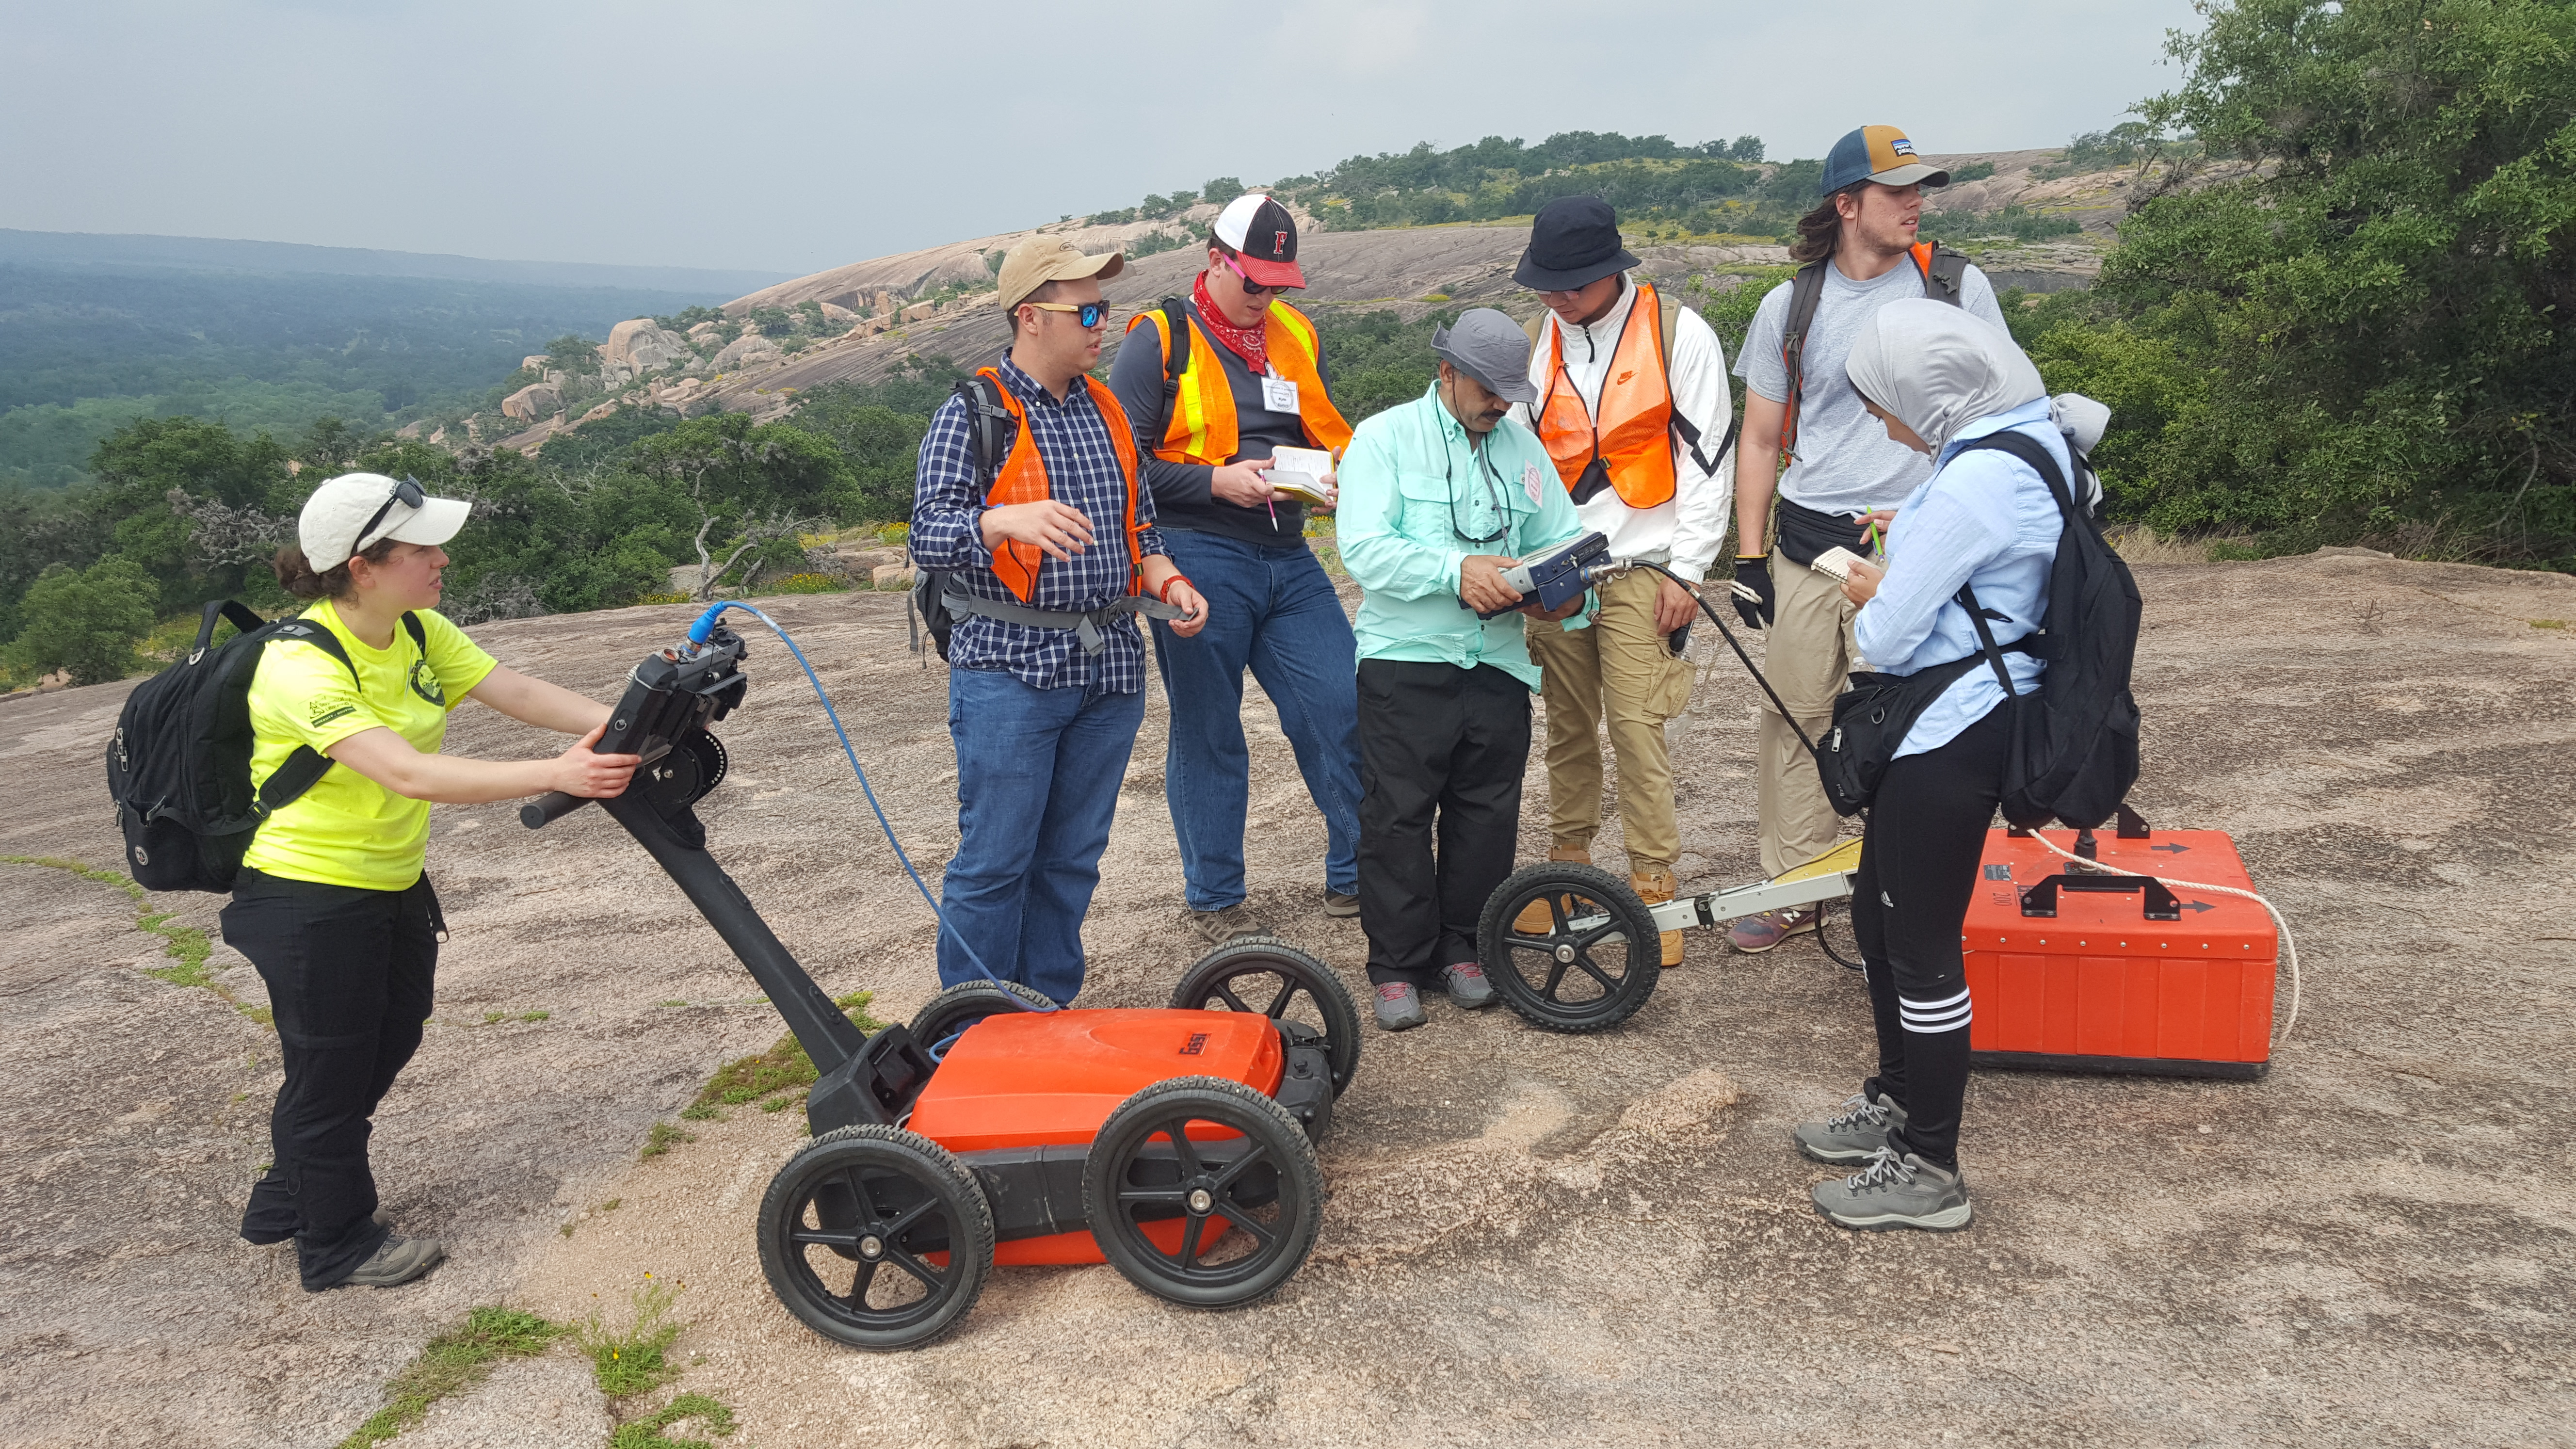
{"left": 1022, "top": 300, "right": 1111, "bottom": 328}
{"left": 354, "top": 475, "right": 426, "bottom": 551}
{"left": 1219, "top": 253, "right": 1287, "bottom": 298}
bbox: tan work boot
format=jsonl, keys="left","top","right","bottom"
{"left": 1513, "top": 846, "right": 1592, "bottom": 934}
{"left": 1631, "top": 869, "right": 1684, "bottom": 967}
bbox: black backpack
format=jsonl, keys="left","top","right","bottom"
{"left": 1951, "top": 431, "right": 2143, "bottom": 830}
{"left": 910, "top": 375, "right": 1018, "bottom": 661}
{"left": 105, "top": 599, "right": 425, "bottom": 892}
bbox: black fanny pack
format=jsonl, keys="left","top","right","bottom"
{"left": 1813, "top": 587, "right": 2035, "bottom": 818}
{"left": 1774, "top": 497, "right": 1871, "bottom": 568}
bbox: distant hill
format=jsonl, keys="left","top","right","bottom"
{"left": 0, "top": 230, "right": 790, "bottom": 297}
{"left": 0, "top": 232, "right": 792, "bottom": 487}
{"left": 483, "top": 144, "right": 2143, "bottom": 457}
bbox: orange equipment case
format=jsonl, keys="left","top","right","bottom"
{"left": 1963, "top": 824, "right": 2278, "bottom": 1079}
{"left": 906, "top": 1009, "right": 1285, "bottom": 1265}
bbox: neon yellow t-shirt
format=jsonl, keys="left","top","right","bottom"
{"left": 241, "top": 600, "right": 498, "bottom": 891}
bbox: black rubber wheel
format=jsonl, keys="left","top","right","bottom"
{"left": 756, "top": 1125, "right": 993, "bottom": 1350}
{"left": 1169, "top": 936, "right": 1361, "bottom": 1097}
{"left": 1475, "top": 863, "right": 1661, "bottom": 1033}
{"left": 1082, "top": 1076, "right": 1324, "bottom": 1309}
{"left": 909, "top": 979, "right": 1056, "bottom": 1056}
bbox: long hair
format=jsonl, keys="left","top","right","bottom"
{"left": 1789, "top": 183, "right": 1867, "bottom": 265}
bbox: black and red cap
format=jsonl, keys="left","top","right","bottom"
{"left": 1211, "top": 194, "right": 1305, "bottom": 288}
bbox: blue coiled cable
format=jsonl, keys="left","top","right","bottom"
{"left": 684, "top": 601, "right": 1051, "bottom": 1014}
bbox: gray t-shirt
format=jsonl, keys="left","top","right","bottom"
{"left": 1735, "top": 257, "right": 2005, "bottom": 515}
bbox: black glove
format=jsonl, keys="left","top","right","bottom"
{"left": 1731, "top": 555, "right": 1775, "bottom": 630}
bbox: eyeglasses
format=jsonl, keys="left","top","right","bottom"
{"left": 1219, "top": 253, "right": 1287, "bottom": 298}
{"left": 1022, "top": 300, "right": 1110, "bottom": 327}
{"left": 353, "top": 475, "right": 425, "bottom": 552}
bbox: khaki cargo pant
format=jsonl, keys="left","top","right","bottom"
{"left": 1525, "top": 568, "right": 1697, "bottom": 874}
{"left": 1756, "top": 551, "right": 1864, "bottom": 878}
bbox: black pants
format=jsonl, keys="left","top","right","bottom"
{"left": 221, "top": 868, "right": 440, "bottom": 1289}
{"left": 1355, "top": 660, "right": 1531, "bottom": 986}
{"left": 1847, "top": 703, "right": 2008, "bottom": 1171}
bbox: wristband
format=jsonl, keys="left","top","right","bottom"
{"left": 1157, "top": 573, "right": 1193, "bottom": 604}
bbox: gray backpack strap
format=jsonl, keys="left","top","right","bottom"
{"left": 1924, "top": 244, "right": 1970, "bottom": 306}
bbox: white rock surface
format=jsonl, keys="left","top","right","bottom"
{"left": 397, "top": 1356, "right": 610, "bottom": 1449}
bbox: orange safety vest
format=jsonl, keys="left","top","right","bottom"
{"left": 1533, "top": 280, "right": 1680, "bottom": 510}
{"left": 1125, "top": 298, "right": 1354, "bottom": 465}
{"left": 977, "top": 367, "right": 1151, "bottom": 604}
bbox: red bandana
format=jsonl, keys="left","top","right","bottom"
{"left": 1192, "top": 274, "right": 1268, "bottom": 375}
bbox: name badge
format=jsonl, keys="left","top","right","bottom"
{"left": 1523, "top": 463, "right": 1546, "bottom": 508}
{"left": 1260, "top": 374, "right": 1299, "bottom": 413}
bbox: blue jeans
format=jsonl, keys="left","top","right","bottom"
{"left": 1148, "top": 530, "right": 1363, "bottom": 912}
{"left": 938, "top": 667, "right": 1146, "bottom": 1005}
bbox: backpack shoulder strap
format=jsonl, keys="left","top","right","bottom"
{"left": 1159, "top": 297, "right": 1191, "bottom": 391}
{"left": 952, "top": 375, "right": 1014, "bottom": 487}
{"left": 1916, "top": 242, "right": 1970, "bottom": 306}
{"left": 1952, "top": 430, "right": 2073, "bottom": 517}
{"left": 401, "top": 612, "right": 426, "bottom": 654}
{"left": 266, "top": 614, "right": 364, "bottom": 692}
{"left": 1779, "top": 260, "right": 1832, "bottom": 456}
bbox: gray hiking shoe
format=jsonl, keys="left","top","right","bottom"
{"left": 1811, "top": 1148, "right": 1972, "bottom": 1232}
{"left": 1440, "top": 962, "right": 1497, "bottom": 1009}
{"left": 1184, "top": 902, "right": 1267, "bottom": 946}
{"left": 1322, "top": 890, "right": 1361, "bottom": 918}
{"left": 342, "top": 1233, "right": 446, "bottom": 1288}
{"left": 1373, "top": 982, "right": 1428, "bottom": 1032}
{"left": 1793, "top": 1091, "right": 1909, "bottom": 1165}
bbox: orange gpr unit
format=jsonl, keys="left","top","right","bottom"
{"left": 906, "top": 1009, "right": 1290, "bottom": 1266}
{"left": 519, "top": 615, "right": 1360, "bottom": 1353}
{"left": 1963, "top": 821, "right": 2279, "bottom": 1079}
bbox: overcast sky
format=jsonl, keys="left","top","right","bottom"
{"left": 2, "top": 0, "right": 2201, "bottom": 278}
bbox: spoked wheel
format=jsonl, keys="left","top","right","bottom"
{"left": 1081, "top": 1076, "right": 1324, "bottom": 1308}
{"left": 1170, "top": 936, "right": 1361, "bottom": 1097}
{"left": 909, "top": 979, "right": 1055, "bottom": 1057}
{"left": 756, "top": 1125, "right": 993, "bottom": 1350}
{"left": 1475, "top": 863, "right": 1661, "bottom": 1033}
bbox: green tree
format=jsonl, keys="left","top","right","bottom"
{"left": 87, "top": 416, "right": 293, "bottom": 609}
{"left": 6, "top": 557, "right": 157, "bottom": 686}
{"left": 2032, "top": 0, "right": 2576, "bottom": 557}
{"left": 750, "top": 306, "right": 796, "bottom": 338}
{"left": 543, "top": 335, "right": 600, "bottom": 376}
{"left": 1202, "top": 177, "right": 1244, "bottom": 204}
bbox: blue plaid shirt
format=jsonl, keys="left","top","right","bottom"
{"left": 911, "top": 354, "right": 1167, "bottom": 692}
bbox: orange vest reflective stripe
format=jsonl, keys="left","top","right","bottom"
{"left": 1533, "top": 281, "right": 1680, "bottom": 510}
{"left": 1124, "top": 298, "right": 1353, "bottom": 465}
{"left": 979, "top": 367, "right": 1150, "bottom": 604}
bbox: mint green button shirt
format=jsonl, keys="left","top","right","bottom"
{"left": 1336, "top": 384, "right": 1586, "bottom": 691}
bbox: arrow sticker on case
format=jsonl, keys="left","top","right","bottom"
{"left": 2149, "top": 843, "right": 2191, "bottom": 853}
{"left": 2181, "top": 900, "right": 2216, "bottom": 913}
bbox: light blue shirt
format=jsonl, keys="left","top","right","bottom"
{"left": 1337, "top": 384, "right": 1585, "bottom": 690}
{"left": 1851, "top": 399, "right": 2067, "bottom": 757}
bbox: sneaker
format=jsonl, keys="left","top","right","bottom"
{"left": 1322, "top": 890, "right": 1360, "bottom": 918}
{"left": 1440, "top": 962, "right": 1497, "bottom": 1009}
{"left": 1184, "top": 902, "right": 1267, "bottom": 946}
{"left": 341, "top": 1233, "right": 447, "bottom": 1288}
{"left": 1728, "top": 906, "right": 1818, "bottom": 954}
{"left": 1511, "top": 846, "right": 1592, "bottom": 934}
{"left": 1373, "top": 982, "right": 1428, "bottom": 1031}
{"left": 1793, "top": 1091, "right": 1909, "bottom": 1165}
{"left": 1810, "top": 1148, "right": 1972, "bottom": 1232}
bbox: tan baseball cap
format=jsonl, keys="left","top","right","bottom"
{"left": 995, "top": 235, "right": 1125, "bottom": 315}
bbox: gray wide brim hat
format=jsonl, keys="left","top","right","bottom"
{"left": 1431, "top": 309, "right": 1539, "bottom": 404}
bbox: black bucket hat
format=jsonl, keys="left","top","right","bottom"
{"left": 1514, "top": 196, "right": 1640, "bottom": 291}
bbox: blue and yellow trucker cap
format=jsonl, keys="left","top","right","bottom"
{"left": 1820, "top": 125, "right": 1951, "bottom": 195}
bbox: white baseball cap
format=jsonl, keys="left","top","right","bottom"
{"left": 298, "top": 472, "right": 471, "bottom": 571}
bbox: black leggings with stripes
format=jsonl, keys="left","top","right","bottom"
{"left": 1847, "top": 702, "right": 2010, "bottom": 1171}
